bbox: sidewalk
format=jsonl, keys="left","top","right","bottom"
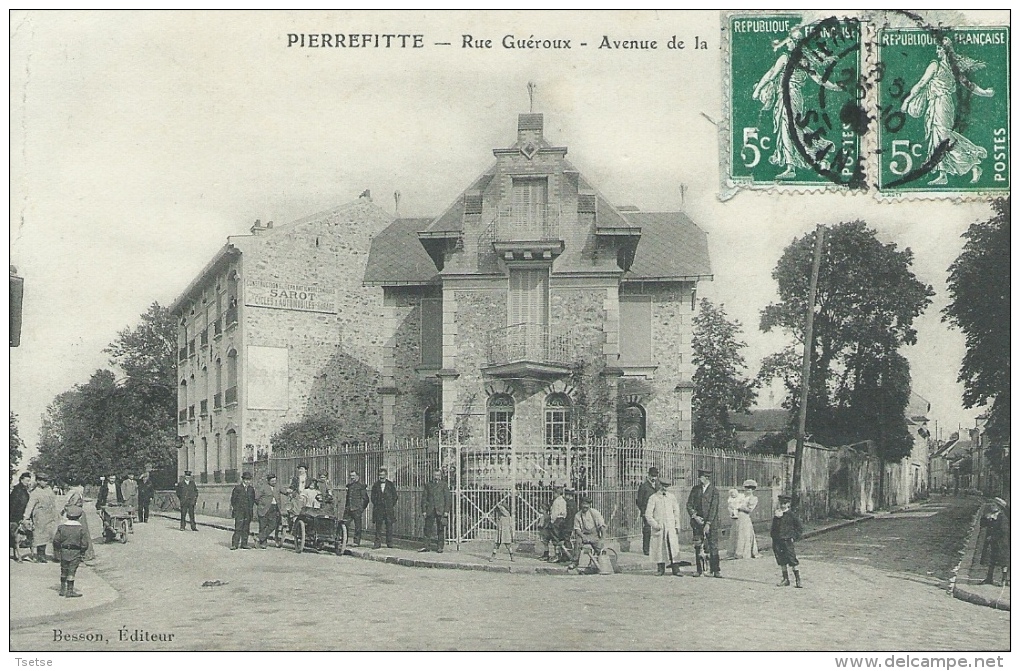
{"left": 154, "top": 508, "right": 873, "bottom": 575}
{"left": 10, "top": 506, "right": 119, "bottom": 626}
{"left": 951, "top": 501, "right": 1010, "bottom": 611}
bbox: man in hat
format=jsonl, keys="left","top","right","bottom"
{"left": 24, "top": 473, "right": 57, "bottom": 563}
{"left": 980, "top": 497, "right": 1010, "bottom": 587}
{"left": 420, "top": 468, "right": 452, "bottom": 553}
{"left": 255, "top": 473, "right": 282, "bottom": 549}
{"left": 646, "top": 479, "right": 683, "bottom": 576}
{"left": 569, "top": 496, "right": 607, "bottom": 572}
{"left": 686, "top": 469, "right": 721, "bottom": 578}
{"left": 344, "top": 471, "right": 370, "bottom": 546}
{"left": 137, "top": 472, "right": 154, "bottom": 523}
{"left": 636, "top": 466, "right": 659, "bottom": 556}
{"left": 370, "top": 467, "right": 398, "bottom": 548}
{"left": 771, "top": 494, "right": 803, "bottom": 587}
{"left": 548, "top": 485, "right": 569, "bottom": 562}
{"left": 52, "top": 505, "right": 90, "bottom": 597}
{"left": 230, "top": 472, "right": 256, "bottom": 550}
{"left": 176, "top": 471, "right": 199, "bottom": 531}
{"left": 10, "top": 472, "right": 33, "bottom": 561}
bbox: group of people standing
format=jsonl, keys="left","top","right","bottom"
{"left": 636, "top": 466, "right": 804, "bottom": 586}
{"left": 220, "top": 465, "right": 394, "bottom": 551}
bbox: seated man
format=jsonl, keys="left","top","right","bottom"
{"left": 569, "top": 495, "right": 607, "bottom": 571}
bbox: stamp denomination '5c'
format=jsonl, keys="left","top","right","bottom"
{"left": 877, "top": 27, "right": 1010, "bottom": 193}
{"left": 729, "top": 14, "right": 865, "bottom": 189}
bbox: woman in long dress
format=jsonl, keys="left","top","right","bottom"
{"left": 24, "top": 474, "right": 58, "bottom": 562}
{"left": 732, "top": 480, "right": 759, "bottom": 559}
{"left": 901, "top": 43, "right": 994, "bottom": 185}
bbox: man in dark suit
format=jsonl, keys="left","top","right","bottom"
{"left": 230, "top": 472, "right": 256, "bottom": 550}
{"left": 95, "top": 473, "right": 122, "bottom": 509}
{"left": 255, "top": 473, "right": 282, "bottom": 549}
{"left": 686, "top": 468, "right": 721, "bottom": 578}
{"left": 636, "top": 466, "right": 659, "bottom": 556}
{"left": 419, "top": 468, "right": 452, "bottom": 553}
{"left": 176, "top": 471, "right": 199, "bottom": 531}
{"left": 344, "top": 471, "right": 370, "bottom": 546}
{"left": 10, "top": 472, "right": 33, "bottom": 561}
{"left": 370, "top": 467, "right": 398, "bottom": 549}
{"left": 137, "top": 473, "right": 154, "bottom": 523}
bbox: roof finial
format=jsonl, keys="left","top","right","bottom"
{"left": 527, "top": 81, "right": 536, "bottom": 113}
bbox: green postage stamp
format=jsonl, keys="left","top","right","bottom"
{"left": 727, "top": 14, "right": 865, "bottom": 189}
{"left": 876, "top": 27, "right": 1010, "bottom": 193}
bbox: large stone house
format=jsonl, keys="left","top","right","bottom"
{"left": 170, "top": 196, "right": 392, "bottom": 514}
{"left": 364, "top": 113, "right": 712, "bottom": 458}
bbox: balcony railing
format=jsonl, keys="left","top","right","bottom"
{"left": 178, "top": 409, "right": 188, "bottom": 423}
{"left": 486, "top": 323, "right": 573, "bottom": 367}
{"left": 213, "top": 392, "right": 222, "bottom": 409}
{"left": 200, "top": 400, "right": 208, "bottom": 416}
{"left": 224, "top": 386, "right": 238, "bottom": 406}
{"left": 494, "top": 204, "right": 560, "bottom": 242}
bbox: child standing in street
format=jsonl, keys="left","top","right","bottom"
{"left": 490, "top": 503, "right": 514, "bottom": 562}
{"left": 771, "top": 494, "right": 803, "bottom": 588}
{"left": 53, "top": 505, "right": 90, "bottom": 598}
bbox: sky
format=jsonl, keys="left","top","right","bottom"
{"left": 9, "top": 10, "right": 1008, "bottom": 462}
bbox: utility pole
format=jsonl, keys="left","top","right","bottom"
{"left": 791, "top": 225, "right": 825, "bottom": 510}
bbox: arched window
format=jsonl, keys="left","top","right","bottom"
{"left": 179, "top": 379, "right": 187, "bottom": 417}
{"left": 618, "top": 404, "right": 647, "bottom": 441}
{"left": 225, "top": 349, "right": 238, "bottom": 404}
{"left": 545, "top": 393, "right": 572, "bottom": 446}
{"left": 487, "top": 394, "right": 514, "bottom": 447}
{"left": 226, "top": 429, "right": 238, "bottom": 482}
{"left": 200, "top": 437, "right": 208, "bottom": 481}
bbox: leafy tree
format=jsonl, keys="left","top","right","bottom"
{"left": 691, "top": 299, "right": 756, "bottom": 450}
{"left": 271, "top": 415, "right": 352, "bottom": 455}
{"left": 10, "top": 412, "right": 25, "bottom": 482}
{"left": 943, "top": 197, "right": 1010, "bottom": 448}
{"left": 30, "top": 303, "right": 178, "bottom": 484}
{"left": 748, "top": 431, "right": 792, "bottom": 456}
{"left": 759, "top": 221, "right": 934, "bottom": 461}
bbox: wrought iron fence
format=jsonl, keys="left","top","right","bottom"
{"left": 268, "top": 438, "right": 786, "bottom": 546}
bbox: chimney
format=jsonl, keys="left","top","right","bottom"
{"left": 250, "top": 218, "right": 270, "bottom": 235}
{"left": 518, "top": 113, "right": 543, "bottom": 146}
{"left": 359, "top": 189, "right": 372, "bottom": 201}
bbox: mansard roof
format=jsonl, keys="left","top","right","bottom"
{"left": 364, "top": 217, "right": 440, "bottom": 286}
{"left": 619, "top": 211, "right": 712, "bottom": 281}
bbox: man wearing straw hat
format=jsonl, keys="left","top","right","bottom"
{"left": 686, "top": 468, "right": 721, "bottom": 578}
{"left": 645, "top": 478, "right": 683, "bottom": 576}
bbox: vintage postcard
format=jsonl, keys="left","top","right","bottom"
{"left": 8, "top": 9, "right": 1011, "bottom": 662}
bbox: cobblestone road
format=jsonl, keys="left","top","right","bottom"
{"left": 10, "top": 497, "right": 1009, "bottom": 651}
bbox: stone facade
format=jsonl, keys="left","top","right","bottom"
{"left": 172, "top": 196, "right": 393, "bottom": 513}
{"left": 366, "top": 113, "right": 711, "bottom": 453}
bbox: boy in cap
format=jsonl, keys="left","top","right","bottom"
{"left": 771, "top": 494, "right": 803, "bottom": 588}
{"left": 53, "top": 505, "right": 90, "bottom": 597}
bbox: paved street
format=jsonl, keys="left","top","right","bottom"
{"left": 10, "top": 497, "right": 1009, "bottom": 651}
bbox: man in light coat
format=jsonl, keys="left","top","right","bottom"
{"left": 645, "top": 479, "right": 683, "bottom": 576}
{"left": 24, "top": 473, "right": 58, "bottom": 562}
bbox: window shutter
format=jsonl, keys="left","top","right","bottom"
{"left": 619, "top": 296, "right": 652, "bottom": 364}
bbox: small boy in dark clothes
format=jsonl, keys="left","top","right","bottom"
{"left": 53, "top": 505, "right": 90, "bottom": 598}
{"left": 771, "top": 494, "right": 803, "bottom": 588}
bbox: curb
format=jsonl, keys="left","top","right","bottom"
{"left": 347, "top": 547, "right": 572, "bottom": 574}
{"left": 950, "top": 503, "right": 1010, "bottom": 611}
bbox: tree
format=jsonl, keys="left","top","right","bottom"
{"left": 30, "top": 303, "right": 179, "bottom": 484}
{"left": 271, "top": 415, "right": 351, "bottom": 455}
{"left": 10, "top": 412, "right": 25, "bottom": 482}
{"left": 943, "top": 197, "right": 1010, "bottom": 447}
{"left": 691, "top": 299, "right": 756, "bottom": 450}
{"left": 759, "top": 221, "right": 934, "bottom": 461}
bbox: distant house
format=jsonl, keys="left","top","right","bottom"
{"left": 732, "top": 409, "right": 790, "bottom": 448}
